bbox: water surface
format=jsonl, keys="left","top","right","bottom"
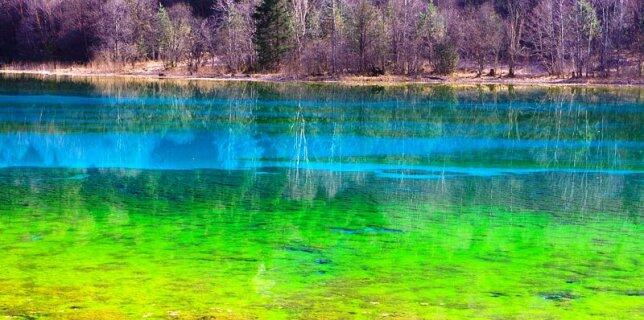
{"left": 0, "top": 75, "right": 641, "bottom": 319}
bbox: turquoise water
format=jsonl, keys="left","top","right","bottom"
{"left": 0, "top": 75, "right": 641, "bottom": 319}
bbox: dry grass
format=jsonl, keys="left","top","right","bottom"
{"left": 1, "top": 60, "right": 641, "bottom": 87}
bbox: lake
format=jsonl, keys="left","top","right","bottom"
{"left": 0, "top": 75, "right": 641, "bottom": 319}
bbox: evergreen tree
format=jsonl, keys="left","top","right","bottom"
{"left": 253, "top": 0, "right": 294, "bottom": 71}
{"left": 433, "top": 41, "right": 459, "bottom": 75}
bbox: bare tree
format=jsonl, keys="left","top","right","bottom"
{"left": 388, "top": 0, "right": 425, "bottom": 75}
{"left": 291, "top": 0, "right": 311, "bottom": 70}
{"left": 14, "top": 0, "right": 58, "bottom": 60}
{"left": 129, "top": 0, "right": 160, "bottom": 60}
{"left": 215, "top": 0, "right": 257, "bottom": 73}
{"left": 157, "top": 3, "right": 193, "bottom": 69}
{"left": 96, "top": 0, "right": 137, "bottom": 64}
{"left": 54, "top": 0, "right": 103, "bottom": 61}
{"left": 568, "top": 0, "right": 600, "bottom": 77}
{"left": 315, "top": 0, "right": 348, "bottom": 74}
{"left": 298, "top": 1, "right": 330, "bottom": 75}
{"left": 462, "top": 3, "right": 502, "bottom": 76}
{"left": 524, "top": 0, "right": 568, "bottom": 75}
{"left": 187, "top": 17, "right": 210, "bottom": 73}
{"left": 0, "top": 0, "right": 639, "bottom": 79}
{"left": 328, "top": 0, "right": 343, "bottom": 74}
{"left": 592, "top": 0, "right": 637, "bottom": 77}
{"left": 346, "top": 0, "right": 387, "bottom": 74}
{"left": 419, "top": 0, "right": 446, "bottom": 68}
{"left": 498, "top": 0, "right": 535, "bottom": 77}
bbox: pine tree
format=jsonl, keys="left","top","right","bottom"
{"left": 253, "top": 0, "right": 294, "bottom": 71}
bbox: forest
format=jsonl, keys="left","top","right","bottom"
{"left": 0, "top": 0, "right": 641, "bottom": 78}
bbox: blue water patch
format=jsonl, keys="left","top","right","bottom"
{"left": 0, "top": 81, "right": 641, "bottom": 181}
{"left": 0, "top": 131, "right": 641, "bottom": 174}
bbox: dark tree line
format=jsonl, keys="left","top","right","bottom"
{"left": 0, "top": 0, "right": 641, "bottom": 77}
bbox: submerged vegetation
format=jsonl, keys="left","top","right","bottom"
{"left": 0, "top": 167, "right": 641, "bottom": 319}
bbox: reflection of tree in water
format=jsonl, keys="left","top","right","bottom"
{"left": 287, "top": 102, "right": 312, "bottom": 200}
{"left": 0, "top": 167, "right": 638, "bottom": 229}
{"left": 0, "top": 75, "right": 640, "bottom": 173}
{"left": 323, "top": 102, "right": 345, "bottom": 199}
{"left": 221, "top": 83, "right": 258, "bottom": 170}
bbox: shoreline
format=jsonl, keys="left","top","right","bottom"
{"left": 1, "top": 68, "right": 642, "bottom": 88}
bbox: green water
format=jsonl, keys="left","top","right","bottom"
{"left": 0, "top": 75, "right": 642, "bottom": 319}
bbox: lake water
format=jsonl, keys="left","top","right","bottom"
{"left": 0, "top": 75, "right": 641, "bottom": 319}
